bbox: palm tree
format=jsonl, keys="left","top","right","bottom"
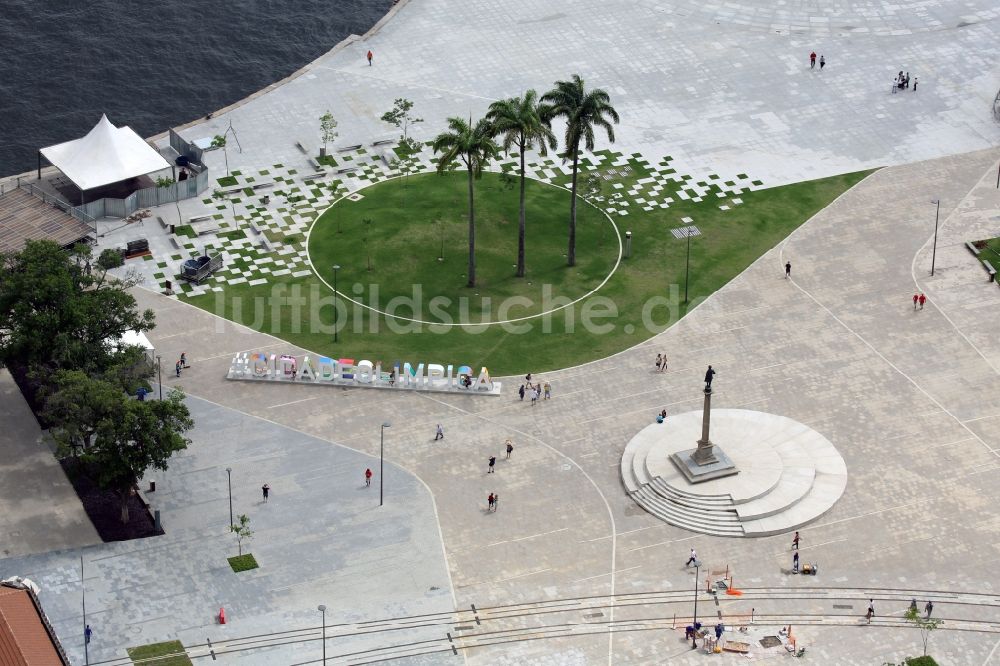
{"left": 486, "top": 91, "right": 556, "bottom": 278}
{"left": 541, "top": 75, "right": 620, "bottom": 267}
{"left": 431, "top": 116, "right": 499, "bottom": 288}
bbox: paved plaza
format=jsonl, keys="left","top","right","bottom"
{"left": 2, "top": 0, "right": 1000, "bottom": 663}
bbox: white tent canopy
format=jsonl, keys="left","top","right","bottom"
{"left": 39, "top": 114, "right": 171, "bottom": 191}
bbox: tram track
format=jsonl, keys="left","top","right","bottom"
{"left": 94, "top": 585, "right": 1000, "bottom": 664}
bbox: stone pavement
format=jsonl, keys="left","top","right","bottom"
{"left": 0, "top": 391, "right": 453, "bottom": 665}
{"left": 0, "top": 369, "right": 100, "bottom": 558}
{"left": 165, "top": 0, "right": 1000, "bottom": 191}
{"left": 73, "top": 147, "right": 999, "bottom": 664}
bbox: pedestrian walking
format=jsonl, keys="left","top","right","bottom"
{"left": 505, "top": 440, "right": 513, "bottom": 459}
{"left": 905, "top": 72, "right": 910, "bottom": 88}
{"left": 262, "top": 483, "right": 270, "bottom": 502}
{"left": 435, "top": 424, "right": 444, "bottom": 440}
{"left": 488, "top": 456, "right": 496, "bottom": 473}
{"left": 704, "top": 365, "right": 716, "bottom": 389}
{"left": 661, "top": 355, "right": 668, "bottom": 372}
{"left": 488, "top": 492, "right": 495, "bottom": 511}
{"left": 366, "top": 49, "right": 373, "bottom": 66}
{"left": 492, "top": 493, "right": 499, "bottom": 512}
{"left": 543, "top": 382, "right": 551, "bottom": 400}
{"left": 531, "top": 387, "right": 539, "bottom": 405}
{"left": 913, "top": 293, "right": 919, "bottom": 309}
{"left": 909, "top": 598, "right": 918, "bottom": 613}
{"left": 866, "top": 599, "right": 875, "bottom": 624}
{"left": 792, "top": 550, "right": 800, "bottom": 573}
{"left": 919, "top": 293, "right": 926, "bottom": 309}
{"left": 810, "top": 51, "right": 816, "bottom": 68}
{"left": 785, "top": 261, "right": 792, "bottom": 278}
{"left": 85, "top": 624, "right": 92, "bottom": 644}
{"left": 685, "top": 548, "right": 698, "bottom": 567}
{"left": 819, "top": 55, "right": 826, "bottom": 69}
{"left": 913, "top": 78, "right": 918, "bottom": 91}
{"left": 525, "top": 372, "right": 532, "bottom": 384}
{"left": 792, "top": 531, "right": 800, "bottom": 549}
{"left": 365, "top": 468, "right": 372, "bottom": 487}
{"left": 924, "top": 600, "right": 933, "bottom": 618}
{"left": 518, "top": 384, "right": 525, "bottom": 401}
{"left": 180, "top": 352, "right": 189, "bottom": 368}
{"left": 175, "top": 360, "right": 182, "bottom": 377}
{"left": 656, "top": 353, "right": 662, "bottom": 371}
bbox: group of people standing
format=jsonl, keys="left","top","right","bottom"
{"left": 893, "top": 70, "right": 917, "bottom": 92}
{"left": 485, "top": 439, "right": 515, "bottom": 512}
{"left": 518, "top": 373, "right": 551, "bottom": 404}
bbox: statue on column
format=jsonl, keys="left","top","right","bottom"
{"left": 704, "top": 365, "right": 716, "bottom": 391}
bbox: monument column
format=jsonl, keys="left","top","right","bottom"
{"left": 691, "top": 386, "right": 719, "bottom": 465}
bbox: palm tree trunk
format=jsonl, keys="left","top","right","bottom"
{"left": 467, "top": 168, "right": 476, "bottom": 288}
{"left": 118, "top": 487, "right": 130, "bottom": 524}
{"left": 568, "top": 150, "right": 579, "bottom": 267}
{"left": 517, "top": 146, "right": 526, "bottom": 277}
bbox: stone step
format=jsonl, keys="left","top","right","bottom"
{"left": 620, "top": 445, "right": 640, "bottom": 493}
{"left": 741, "top": 473, "right": 848, "bottom": 537}
{"left": 632, "top": 487, "right": 744, "bottom": 536}
{"left": 648, "top": 477, "right": 735, "bottom": 510}
{"left": 734, "top": 466, "right": 815, "bottom": 520}
{"left": 628, "top": 431, "right": 663, "bottom": 488}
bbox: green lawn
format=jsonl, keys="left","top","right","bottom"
{"left": 976, "top": 236, "right": 1000, "bottom": 271}
{"left": 228, "top": 553, "right": 259, "bottom": 572}
{"left": 186, "top": 168, "right": 871, "bottom": 375}
{"left": 127, "top": 640, "right": 193, "bottom": 665}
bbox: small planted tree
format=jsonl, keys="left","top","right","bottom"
{"left": 380, "top": 98, "right": 422, "bottom": 143}
{"left": 362, "top": 217, "right": 374, "bottom": 271}
{"left": 230, "top": 514, "right": 253, "bottom": 556}
{"left": 155, "top": 176, "right": 183, "bottom": 224}
{"left": 904, "top": 606, "right": 943, "bottom": 657}
{"left": 211, "top": 135, "right": 229, "bottom": 175}
{"left": 319, "top": 110, "right": 338, "bottom": 157}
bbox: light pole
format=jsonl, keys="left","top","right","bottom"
{"left": 81, "top": 556, "right": 89, "bottom": 666}
{"left": 684, "top": 227, "right": 693, "bottom": 304}
{"left": 380, "top": 421, "right": 391, "bottom": 506}
{"left": 930, "top": 199, "right": 940, "bottom": 276}
{"left": 332, "top": 264, "right": 341, "bottom": 343}
{"left": 691, "top": 559, "right": 701, "bottom": 649}
{"left": 155, "top": 355, "right": 163, "bottom": 401}
{"left": 225, "top": 467, "right": 233, "bottom": 527}
{"left": 317, "top": 604, "right": 327, "bottom": 665}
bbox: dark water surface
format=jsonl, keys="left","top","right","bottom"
{"left": 0, "top": 0, "right": 392, "bottom": 177}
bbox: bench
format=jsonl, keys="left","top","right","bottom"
{"left": 190, "top": 218, "right": 221, "bottom": 236}
{"left": 157, "top": 216, "right": 168, "bottom": 229}
{"left": 259, "top": 234, "right": 274, "bottom": 252}
{"left": 966, "top": 241, "right": 981, "bottom": 256}
{"left": 336, "top": 144, "right": 363, "bottom": 153}
{"left": 169, "top": 237, "right": 182, "bottom": 250}
{"left": 251, "top": 182, "right": 274, "bottom": 190}
{"left": 371, "top": 137, "right": 395, "bottom": 147}
{"left": 308, "top": 156, "right": 323, "bottom": 171}
{"left": 301, "top": 172, "right": 329, "bottom": 183}
{"left": 381, "top": 149, "right": 398, "bottom": 167}
{"left": 295, "top": 141, "right": 311, "bottom": 155}
{"left": 188, "top": 214, "right": 213, "bottom": 224}
{"left": 337, "top": 166, "right": 360, "bottom": 175}
{"left": 217, "top": 185, "right": 244, "bottom": 196}
{"left": 982, "top": 259, "right": 996, "bottom": 282}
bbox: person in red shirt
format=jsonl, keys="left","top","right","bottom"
{"left": 809, "top": 51, "right": 816, "bottom": 69}
{"left": 919, "top": 293, "right": 926, "bottom": 309}
{"left": 913, "top": 293, "right": 919, "bottom": 310}
{"left": 367, "top": 50, "right": 373, "bottom": 66}
{"left": 365, "top": 468, "right": 372, "bottom": 487}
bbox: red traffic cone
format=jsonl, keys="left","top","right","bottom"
{"left": 219, "top": 607, "right": 226, "bottom": 624}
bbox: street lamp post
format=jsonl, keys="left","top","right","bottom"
{"left": 332, "top": 265, "right": 341, "bottom": 343}
{"left": 684, "top": 227, "right": 693, "bottom": 304}
{"left": 691, "top": 559, "right": 701, "bottom": 649}
{"left": 380, "top": 421, "right": 391, "bottom": 506}
{"left": 155, "top": 355, "right": 163, "bottom": 401}
{"left": 81, "top": 557, "right": 89, "bottom": 666}
{"left": 317, "top": 604, "right": 327, "bottom": 665}
{"left": 225, "top": 467, "right": 233, "bottom": 527}
{"left": 930, "top": 199, "right": 940, "bottom": 276}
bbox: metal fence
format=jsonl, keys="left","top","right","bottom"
{"left": 170, "top": 128, "right": 205, "bottom": 165}
{"left": 17, "top": 181, "right": 97, "bottom": 229}
{"left": 75, "top": 168, "right": 209, "bottom": 220}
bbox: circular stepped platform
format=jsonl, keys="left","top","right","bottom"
{"left": 620, "top": 409, "right": 847, "bottom": 537}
